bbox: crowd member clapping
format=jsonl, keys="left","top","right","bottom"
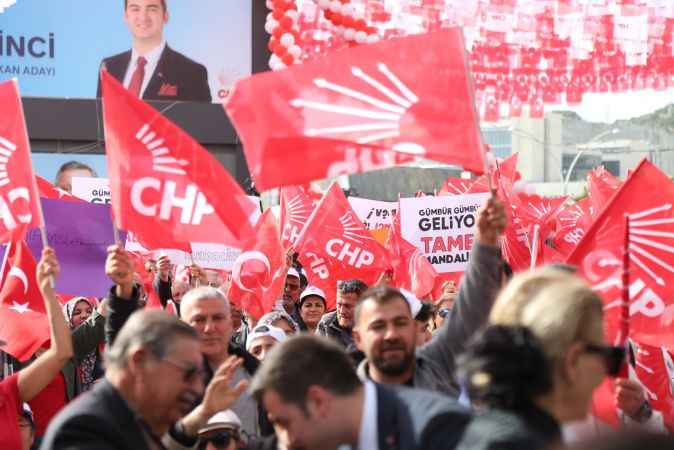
{"left": 352, "top": 195, "right": 507, "bottom": 397}
{"left": 0, "top": 248, "right": 73, "bottom": 449}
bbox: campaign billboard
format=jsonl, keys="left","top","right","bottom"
{"left": 0, "top": 0, "right": 252, "bottom": 102}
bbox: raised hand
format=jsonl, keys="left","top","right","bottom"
{"left": 36, "top": 247, "right": 60, "bottom": 298}
{"left": 105, "top": 245, "right": 135, "bottom": 299}
{"left": 475, "top": 195, "right": 507, "bottom": 247}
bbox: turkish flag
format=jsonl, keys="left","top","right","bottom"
{"left": 35, "top": 175, "right": 82, "bottom": 202}
{"left": 225, "top": 28, "right": 485, "bottom": 190}
{"left": 0, "top": 80, "right": 43, "bottom": 243}
{"left": 101, "top": 71, "right": 255, "bottom": 251}
{"left": 295, "top": 183, "right": 391, "bottom": 309}
{"left": 567, "top": 160, "right": 674, "bottom": 345}
{"left": 384, "top": 210, "right": 438, "bottom": 298}
{"left": 227, "top": 210, "right": 288, "bottom": 319}
{"left": 279, "top": 185, "right": 317, "bottom": 250}
{"left": 0, "top": 240, "right": 49, "bottom": 361}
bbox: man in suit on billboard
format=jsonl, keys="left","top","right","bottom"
{"left": 97, "top": 0, "right": 211, "bottom": 102}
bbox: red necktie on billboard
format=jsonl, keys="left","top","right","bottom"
{"left": 0, "top": 80, "right": 43, "bottom": 244}
{"left": 128, "top": 56, "right": 147, "bottom": 97}
{"left": 228, "top": 210, "right": 287, "bottom": 319}
{"left": 0, "top": 240, "right": 50, "bottom": 361}
{"left": 101, "top": 71, "right": 255, "bottom": 251}
{"left": 294, "top": 183, "right": 391, "bottom": 309}
{"left": 225, "top": 28, "right": 485, "bottom": 190}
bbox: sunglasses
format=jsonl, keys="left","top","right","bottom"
{"left": 584, "top": 343, "right": 626, "bottom": 376}
{"left": 438, "top": 308, "right": 451, "bottom": 318}
{"left": 162, "top": 358, "right": 204, "bottom": 383}
{"left": 198, "top": 431, "right": 239, "bottom": 450}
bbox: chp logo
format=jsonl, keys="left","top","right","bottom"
{"left": 282, "top": 189, "right": 313, "bottom": 246}
{"left": 0, "top": 0, "right": 18, "bottom": 13}
{"left": 325, "top": 211, "right": 376, "bottom": 269}
{"left": 129, "top": 124, "right": 215, "bottom": 225}
{"left": 0, "top": 135, "right": 33, "bottom": 231}
{"left": 291, "top": 63, "right": 425, "bottom": 157}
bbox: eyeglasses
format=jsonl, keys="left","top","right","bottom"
{"left": 162, "top": 358, "right": 204, "bottom": 383}
{"left": 438, "top": 308, "right": 451, "bottom": 318}
{"left": 197, "top": 431, "right": 239, "bottom": 450}
{"left": 583, "top": 343, "right": 625, "bottom": 376}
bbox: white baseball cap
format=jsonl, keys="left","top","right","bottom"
{"left": 299, "top": 285, "right": 326, "bottom": 302}
{"left": 246, "top": 324, "right": 287, "bottom": 350}
{"left": 287, "top": 267, "right": 301, "bottom": 279}
{"left": 199, "top": 409, "right": 242, "bottom": 434}
{"left": 399, "top": 289, "right": 423, "bottom": 319}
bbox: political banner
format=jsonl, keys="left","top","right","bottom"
{"left": 400, "top": 193, "right": 488, "bottom": 273}
{"left": 0, "top": 1, "right": 251, "bottom": 103}
{"left": 348, "top": 197, "right": 397, "bottom": 231}
{"left": 7, "top": 198, "right": 122, "bottom": 298}
{"left": 71, "top": 177, "right": 110, "bottom": 204}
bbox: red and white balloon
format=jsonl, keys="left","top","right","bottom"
{"left": 266, "top": 0, "right": 303, "bottom": 71}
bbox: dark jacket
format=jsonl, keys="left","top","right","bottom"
{"left": 153, "top": 273, "right": 181, "bottom": 317}
{"left": 375, "top": 383, "right": 471, "bottom": 450}
{"left": 97, "top": 45, "right": 211, "bottom": 102}
{"left": 357, "top": 241, "right": 503, "bottom": 397}
{"left": 316, "top": 311, "right": 365, "bottom": 365}
{"left": 456, "top": 405, "right": 561, "bottom": 450}
{"left": 40, "top": 379, "right": 154, "bottom": 450}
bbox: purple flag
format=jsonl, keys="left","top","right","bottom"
{"left": 8, "top": 198, "right": 124, "bottom": 298}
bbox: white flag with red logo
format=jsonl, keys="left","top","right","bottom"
{"left": 0, "top": 240, "right": 49, "bottom": 361}
{"left": 101, "top": 71, "right": 255, "bottom": 251}
{"left": 0, "top": 80, "right": 43, "bottom": 243}
{"left": 228, "top": 210, "right": 287, "bottom": 319}
{"left": 294, "top": 183, "right": 390, "bottom": 309}
{"left": 279, "top": 185, "right": 317, "bottom": 250}
{"left": 225, "top": 28, "right": 485, "bottom": 190}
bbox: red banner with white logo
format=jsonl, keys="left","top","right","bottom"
{"left": 279, "top": 185, "right": 317, "bottom": 250}
{"left": 0, "top": 240, "right": 49, "bottom": 361}
{"left": 0, "top": 80, "right": 43, "bottom": 243}
{"left": 226, "top": 28, "right": 485, "bottom": 190}
{"left": 294, "top": 183, "right": 390, "bottom": 309}
{"left": 101, "top": 71, "right": 255, "bottom": 251}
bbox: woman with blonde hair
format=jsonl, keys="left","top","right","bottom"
{"left": 457, "top": 273, "right": 625, "bottom": 450}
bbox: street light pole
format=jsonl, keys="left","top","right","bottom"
{"left": 563, "top": 128, "right": 620, "bottom": 195}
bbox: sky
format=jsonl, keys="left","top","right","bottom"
{"left": 558, "top": 88, "right": 674, "bottom": 123}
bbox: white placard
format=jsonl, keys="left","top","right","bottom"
{"left": 72, "top": 177, "right": 261, "bottom": 269}
{"left": 400, "top": 193, "right": 489, "bottom": 273}
{"left": 348, "top": 197, "right": 397, "bottom": 230}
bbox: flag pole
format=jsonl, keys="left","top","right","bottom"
{"left": 529, "top": 224, "right": 540, "bottom": 271}
{"left": 620, "top": 213, "right": 631, "bottom": 346}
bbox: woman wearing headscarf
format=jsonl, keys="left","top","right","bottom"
{"left": 27, "top": 296, "right": 107, "bottom": 438}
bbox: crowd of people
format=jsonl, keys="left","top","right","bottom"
{"left": 0, "top": 162, "right": 672, "bottom": 450}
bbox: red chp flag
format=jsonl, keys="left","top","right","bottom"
{"left": 567, "top": 160, "right": 674, "bottom": 346}
{"left": 0, "top": 80, "right": 43, "bottom": 243}
{"left": 279, "top": 185, "right": 317, "bottom": 250}
{"left": 228, "top": 210, "right": 287, "bottom": 319}
{"left": 587, "top": 166, "right": 622, "bottom": 217}
{"left": 101, "top": 71, "right": 255, "bottom": 251}
{"left": 385, "top": 210, "right": 438, "bottom": 298}
{"left": 0, "top": 240, "right": 49, "bottom": 361}
{"left": 294, "top": 183, "right": 390, "bottom": 309}
{"left": 225, "top": 28, "right": 485, "bottom": 190}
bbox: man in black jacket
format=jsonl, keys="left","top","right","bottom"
{"left": 41, "top": 310, "right": 203, "bottom": 449}
{"left": 250, "top": 335, "right": 471, "bottom": 450}
{"left": 96, "top": 0, "right": 211, "bottom": 102}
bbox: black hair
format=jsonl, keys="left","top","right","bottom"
{"left": 415, "top": 302, "right": 435, "bottom": 322}
{"left": 457, "top": 325, "right": 552, "bottom": 411}
{"left": 54, "top": 161, "right": 97, "bottom": 186}
{"left": 337, "top": 279, "right": 368, "bottom": 296}
{"left": 501, "top": 261, "right": 514, "bottom": 281}
{"left": 124, "top": 0, "right": 167, "bottom": 10}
